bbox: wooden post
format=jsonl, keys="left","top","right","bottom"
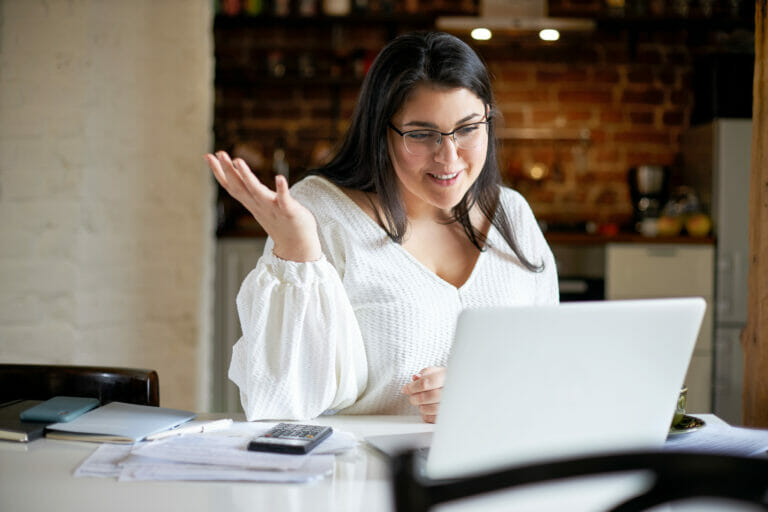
{"left": 742, "top": 0, "right": 768, "bottom": 427}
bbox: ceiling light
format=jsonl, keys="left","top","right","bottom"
{"left": 539, "top": 28, "right": 560, "bottom": 41}
{"left": 471, "top": 28, "right": 493, "bottom": 40}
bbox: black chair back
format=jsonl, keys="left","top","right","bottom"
{"left": 392, "top": 450, "right": 768, "bottom": 512}
{"left": 0, "top": 364, "right": 159, "bottom": 406}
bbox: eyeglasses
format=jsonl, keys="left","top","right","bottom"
{"left": 388, "top": 120, "right": 489, "bottom": 156}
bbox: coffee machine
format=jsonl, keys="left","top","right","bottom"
{"left": 628, "top": 165, "right": 670, "bottom": 232}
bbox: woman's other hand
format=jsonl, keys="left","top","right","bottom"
{"left": 205, "top": 151, "right": 322, "bottom": 262}
{"left": 401, "top": 367, "right": 446, "bottom": 423}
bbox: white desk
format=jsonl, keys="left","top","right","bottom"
{"left": 0, "top": 414, "right": 752, "bottom": 512}
{"left": 0, "top": 415, "right": 432, "bottom": 512}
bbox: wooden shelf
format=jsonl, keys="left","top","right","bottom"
{"left": 214, "top": 12, "right": 437, "bottom": 29}
{"left": 498, "top": 127, "right": 591, "bottom": 143}
{"left": 594, "top": 14, "right": 755, "bottom": 32}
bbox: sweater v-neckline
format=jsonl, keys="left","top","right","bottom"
{"left": 309, "top": 175, "right": 490, "bottom": 292}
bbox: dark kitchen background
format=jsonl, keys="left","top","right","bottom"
{"left": 210, "top": 0, "right": 755, "bottom": 418}
{"left": 211, "top": 0, "right": 754, "bottom": 237}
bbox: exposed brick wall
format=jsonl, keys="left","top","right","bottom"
{"left": 0, "top": 1, "right": 215, "bottom": 411}
{"left": 213, "top": 7, "right": 751, "bottom": 231}
{"left": 484, "top": 35, "right": 694, "bottom": 226}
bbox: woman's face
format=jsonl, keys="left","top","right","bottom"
{"left": 388, "top": 84, "right": 488, "bottom": 218}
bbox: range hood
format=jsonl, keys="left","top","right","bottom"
{"left": 436, "top": 0, "right": 595, "bottom": 35}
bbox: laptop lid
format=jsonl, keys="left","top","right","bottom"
{"left": 425, "top": 297, "right": 706, "bottom": 479}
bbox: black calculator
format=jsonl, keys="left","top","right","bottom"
{"left": 247, "top": 423, "right": 333, "bottom": 454}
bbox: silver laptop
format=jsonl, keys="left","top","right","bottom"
{"left": 368, "top": 297, "right": 706, "bottom": 480}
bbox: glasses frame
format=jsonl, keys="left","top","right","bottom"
{"left": 388, "top": 119, "right": 490, "bottom": 156}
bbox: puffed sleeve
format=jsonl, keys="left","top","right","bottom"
{"left": 228, "top": 238, "right": 368, "bottom": 421}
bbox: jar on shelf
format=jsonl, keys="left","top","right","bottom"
{"left": 323, "top": 0, "right": 351, "bottom": 15}
{"left": 297, "top": 0, "right": 318, "bottom": 16}
{"left": 243, "top": 0, "right": 263, "bottom": 15}
{"left": 273, "top": 0, "right": 291, "bottom": 16}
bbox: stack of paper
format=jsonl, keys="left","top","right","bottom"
{"left": 664, "top": 419, "right": 768, "bottom": 457}
{"left": 74, "top": 421, "right": 357, "bottom": 483}
{"left": 0, "top": 400, "right": 46, "bottom": 442}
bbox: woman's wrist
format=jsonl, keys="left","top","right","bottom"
{"left": 272, "top": 240, "right": 322, "bottom": 262}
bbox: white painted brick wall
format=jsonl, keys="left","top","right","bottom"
{"left": 0, "top": 0, "right": 215, "bottom": 411}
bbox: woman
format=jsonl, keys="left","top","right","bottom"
{"left": 205, "top": 32, "right": 559, "bottom": 423}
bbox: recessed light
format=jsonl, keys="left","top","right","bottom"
{"left": 539, "top": 28, "right": 560, "bottom": 41}
{"left": 471, "top": 28, "right": 492, "bottom": 41}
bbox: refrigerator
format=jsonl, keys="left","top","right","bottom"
{"left": 680, "top": 118, "right": 752, "bottom": 425}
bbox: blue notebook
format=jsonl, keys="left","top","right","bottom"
{"left": 20, "top": 396, "right": 99, "bottom": 423}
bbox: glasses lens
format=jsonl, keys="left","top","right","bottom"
{"left": 454, "top": 123, "right": 487, "bottom": 150}
{"left": 400, "top": 122, "right": 487, "bottom": 155}
{"left": 403, "top": 131, "right": 440, "bottom": 156}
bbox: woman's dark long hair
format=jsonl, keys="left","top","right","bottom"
{"left": 313, "top": 31, "right": 543, "bottom": 272}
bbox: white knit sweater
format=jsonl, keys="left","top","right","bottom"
{"left": 228, "top": 175, "right": 559, "bottom": 420}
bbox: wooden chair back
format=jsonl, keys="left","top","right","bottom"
{"left": 0, "top": 364, "right": 159, "bottom": 406}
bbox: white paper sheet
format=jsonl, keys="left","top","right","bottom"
{"left": 74, "top": 444, "right": 133, "bottom": 478}
{"left": 187, "top": 421, "right": 359, "bottom": 454}
{"left": 129, "top": 424, "right": 356, "bottom": 468}
{"left": 664, "top": 419, "right": 768, "bottom": 457}
{"left": 130, "top": 433, "right": 311, "bottom": 470}
{"left": 117, "top": 454, "right": 335, "bottom": 482}
{"left": 74, "top": 422, "right": 357, "bottom": 483}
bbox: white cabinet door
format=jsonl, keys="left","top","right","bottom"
{"left": 213, "top": 238, "right": 267, "bottom": 413}
{"left": 605, "top": 243, "right": 715, "bottom": 413}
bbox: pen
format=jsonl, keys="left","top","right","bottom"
{"left": 145, "top": 418, "right": 234, "bottom": 441}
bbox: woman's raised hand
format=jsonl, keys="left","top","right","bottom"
{"left": 205, "top": 151, "right": 322, "bottom": 262}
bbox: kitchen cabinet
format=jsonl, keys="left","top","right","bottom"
{"left": 605, "top": 243, "right": 715, "bottom": 413}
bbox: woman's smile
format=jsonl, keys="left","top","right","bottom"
{"left": 426, "top": 170, "right": 462, "bottom": 186}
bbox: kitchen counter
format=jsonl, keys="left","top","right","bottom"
{"left": 545, "top": 231, "right": 715, "bottom": 246}
{"left": 217, "top": 229, "right": 716, "bottom": 246}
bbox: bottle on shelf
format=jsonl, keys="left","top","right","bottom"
{"left": 273, "top": 141, "right": 290, "bottom": 183}
{"left": 273, "top": 0, "right": 291, "bottom": 16}
{"left": 220, "top": 0, "right": 244, "bottom": 15}
{"left": 267, "top": 51, "right": 286, "bottom": 78}
{"left": 297, "top": 0, "right": 318, "bottom": 16}
{"left": 323, "top": 0, "right": 351, "bottom": 15}
{"left": 604, "top": 0, "right": 626, "bottom": 16}
{"left": 351, "top": 0, "right": 369, "bottom": 14}
{"left": 243, "top": 0, "right": 263, "bottom": 15}
{"left": 402, "top": 0, "right": 419, "bottom": 14}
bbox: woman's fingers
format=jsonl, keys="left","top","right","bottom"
{"left": 401, "top": 367, "right": 445, "bottom": 423}
{"left": 417, "top": 402, "right": 439, "bottom": 415}
{"left": 205, "top": 152, "right": 249, "bottom": 200}
{"left": 204, "top": 154, "right": 228, "bottom": 187}
{"left": 407, "top": 388, "right": 441, "bottom": 406}
{"left": 401, "top": 367, "right": 446, "bottom": 395}
{"left": 231, "top": 158, "right": 274, "bottom": 202}
{"left": 274, "top": 174, "right": 292, "bottom": 210}
{"left": 206, "top": 151, "right": 283, "bottom": 217}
